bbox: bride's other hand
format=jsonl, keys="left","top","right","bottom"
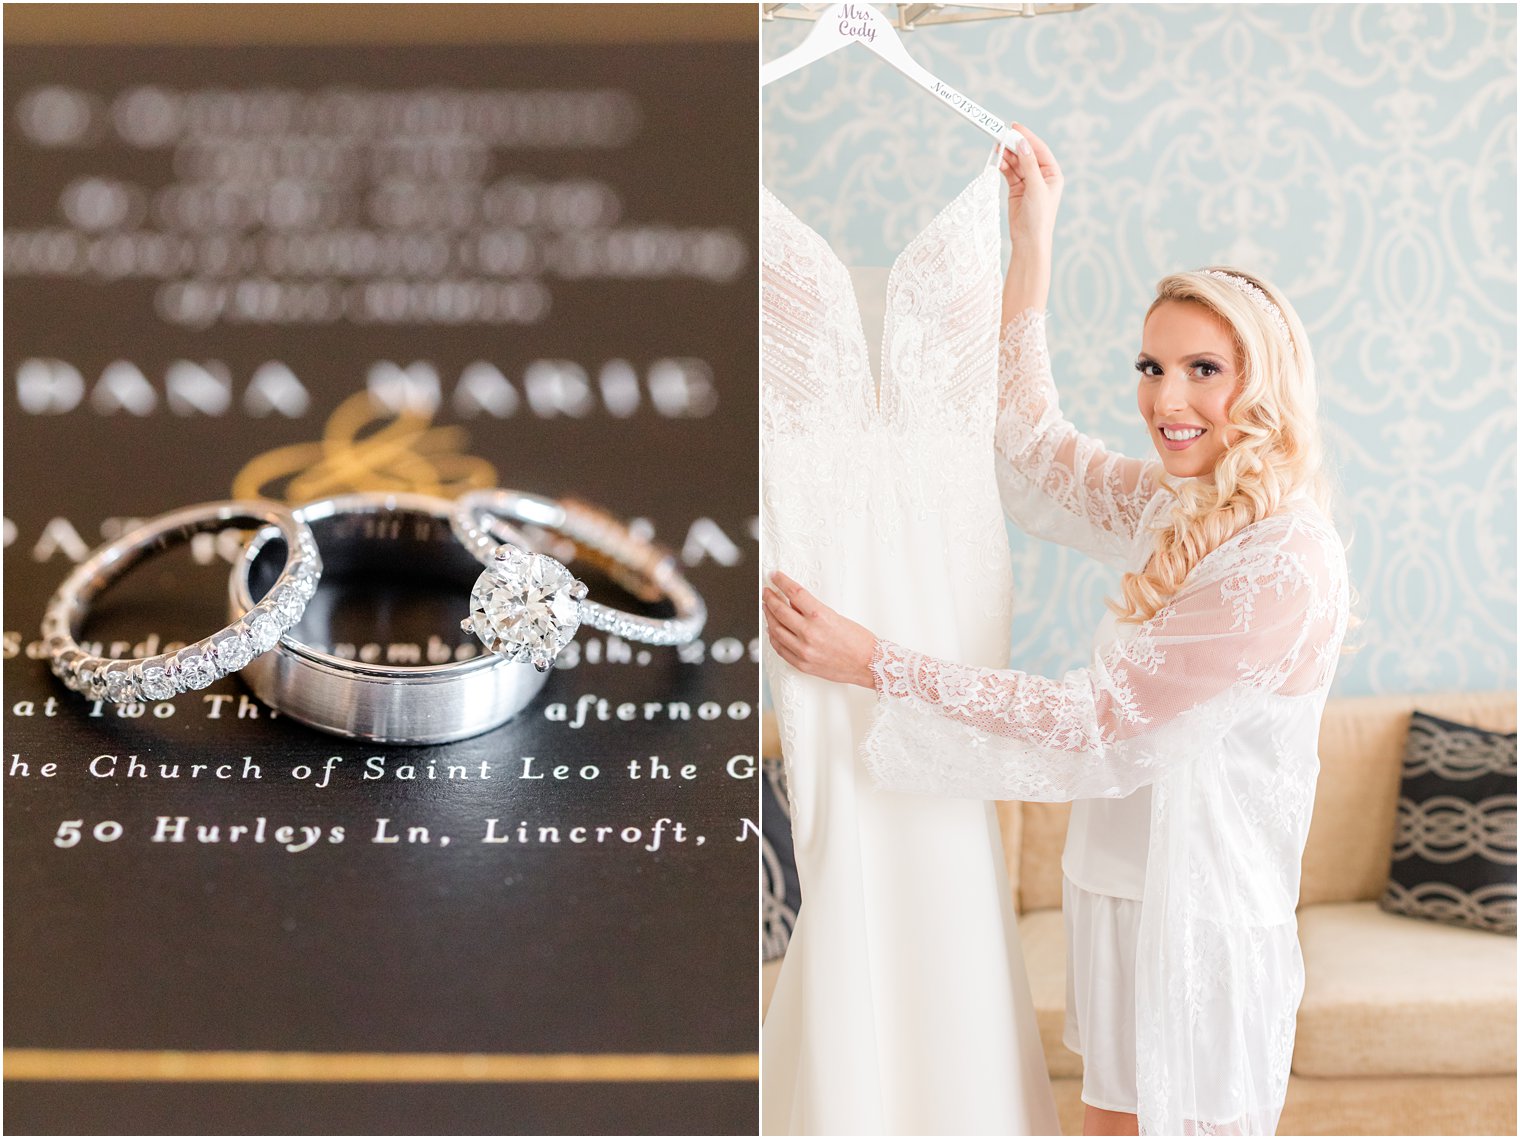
{"left": 998, "top": 121, "right": 1063, "bottom": 256}
{"left": 764, "top": 572, "right": 878, "bottom": 690}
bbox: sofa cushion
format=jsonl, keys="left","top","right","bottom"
{"left": 1380, "top": 711, "right": 1517, "bottom": 935}
{"left": 1280, "top": 1073, "right": 1517, "bottom": 1139}
{"left": 1017, "top": 908, "right": 1083, "bottom": 1079}
{"left": 1294, "top": 901, "right": 1516, "bottom": 1078}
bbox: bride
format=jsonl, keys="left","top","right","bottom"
{"left": 764, "top": 123, "right": 1355, "bottom": 1136}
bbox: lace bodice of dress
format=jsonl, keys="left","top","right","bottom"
{"left": 760, "top": 168, "right": 1004, "bottom": 442}
{"left": 760, "top": 168, "right": 1011, "bottom": 595}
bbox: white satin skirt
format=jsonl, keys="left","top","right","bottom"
{"left": 1062, "top": 876, "right": 1141, "bottom": 1115}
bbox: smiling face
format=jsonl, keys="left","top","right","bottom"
{"left": 1136, "top": 299, "right": 1244, "bottom": 483}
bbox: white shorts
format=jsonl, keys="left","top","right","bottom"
{"left": 1062, "top": 876, "right": 1141, "bottom": 1115}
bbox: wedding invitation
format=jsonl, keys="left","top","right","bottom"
{"left": 4, "top": 36, "right": 758, "bottom": 1136}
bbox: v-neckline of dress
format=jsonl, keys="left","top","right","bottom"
{"left": 760, "top": 166, "right": 1000, "bottom": 412}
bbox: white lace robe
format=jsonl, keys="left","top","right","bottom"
{"left": 862, "top": 309, "right": 1351, "bottom": 1136}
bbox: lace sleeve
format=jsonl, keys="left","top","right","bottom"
{"left": 862, "top": 513, "right": 1343, "bottom": 802}
{"left": 995, "top": 308, "right": 1170, "bottom": 569}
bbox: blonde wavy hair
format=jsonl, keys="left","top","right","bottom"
{"left": 1107, "top": 266, "right": 1362, "bottom": 654}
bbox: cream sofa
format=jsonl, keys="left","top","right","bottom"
{"left": 762, "top": 691, "right": 1517, "bottom": 1135}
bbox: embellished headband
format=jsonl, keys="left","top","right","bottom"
{"left": 1205, "top": 270, "right": 1292, "bottom": 347}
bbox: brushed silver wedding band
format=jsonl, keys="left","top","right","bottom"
{"left": 229, "top": 492, "right": 548, "bottom": 745}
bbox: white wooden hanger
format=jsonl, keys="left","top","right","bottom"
{"left": 761, "top": 2, "right": 1023, "bottom": 150}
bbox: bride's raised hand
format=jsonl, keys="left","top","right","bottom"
{"left": 764, "top": 572, "right": 878, "bottom": 690}
{"left": 997, "top": 121, "right": 1063, "bottom": 256}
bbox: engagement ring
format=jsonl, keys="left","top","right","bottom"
{"left": 451, "top": 488, "right": 706, "bottom": 671}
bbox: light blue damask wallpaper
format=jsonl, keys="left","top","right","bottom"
{"left": 763, "top": 3, "right": 1517, "bottom": 697}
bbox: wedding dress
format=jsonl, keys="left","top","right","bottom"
{"left": 863, "top": 307, "right": 1352, "bottom": 1135}
{"left": 760, "top": 154, "right": 1060, "bottom": 1135}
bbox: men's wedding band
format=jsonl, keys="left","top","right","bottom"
{"left": 451, "top": 488, "right": 706, "bottom": 671}
{"left": 42, "top": 500, "right": 321, "bottom": 704}
{"left": 229, "top": 492, "right": 549, "bottom": 745}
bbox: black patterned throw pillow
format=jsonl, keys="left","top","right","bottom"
{"left": 1380, "top": 710, "right": 1517, "bottom": 935}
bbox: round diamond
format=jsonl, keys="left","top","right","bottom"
{"left": 211, "top": 630, "right": 253, "bottom": 673}
{"left": 467, "top": 549, "right": 582, "bottom": 669}
{"left": 245, "top": 608, "right": 281, "bottom": 653}
{"left": 175, "top": 648, "right": 218, "bottom": 690}
{"left": 273, "top": 583, "right": 306, "bottom": 623}
{"left": 102, "top": 667, "right": 136, "bottom": 704}
{"left": 290, "top": 561, "right": 319, "bottom": 600}
{"left": 138, "top": 659, "right": 176, "bottom": 701}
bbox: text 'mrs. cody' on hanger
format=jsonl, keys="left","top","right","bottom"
{"left": 760, "top": 2, "right": 1023, "bottom": 150}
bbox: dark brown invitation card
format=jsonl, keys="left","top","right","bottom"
{"left": 4, "top": 29, "right": 758, "bottom": 1136}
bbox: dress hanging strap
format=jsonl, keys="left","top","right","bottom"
{"left": 985, "top": 139, "right": 1009, "bottom": 170}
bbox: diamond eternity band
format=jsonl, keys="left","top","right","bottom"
{"left": 42, "top": 500, "right": 321, "bottom": 705}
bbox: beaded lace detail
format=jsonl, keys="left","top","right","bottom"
{"left": 759, "top": 168, "right": 1010, "bottom": 605}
